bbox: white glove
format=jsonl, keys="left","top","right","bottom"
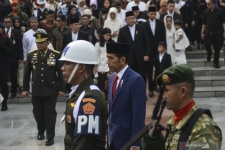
{"left": 0, "top": 94, "right": 4, "bottom": 104}
{"left": 60, "top": 114, "right": 66, "bottom": 123}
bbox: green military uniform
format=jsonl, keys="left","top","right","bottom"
{"left": 8, "top": 11, "right": 29, "bottom": 27}
{"left": 166, "top": 104, "right": 222, "bottom": 150}
{"left": 23, "top": 33, "right": 65, "bottom": 139}
{"left": 64, "top": 77, "right": 108, "bottom": 150}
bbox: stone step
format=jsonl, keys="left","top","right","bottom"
{"left": 192, "top": 66, "right": 225, "bottom": 76}
{"left": 187, "top": 58, "right": 225, "bottom": 67}
{"left": 185, "top": 50, "right": 224, "bottom": 59}
{"left": 194, "top": 86, "right": 225, "bottom": 97}
{"left": 195, "top": 76, "right": 225, "bottom": 87}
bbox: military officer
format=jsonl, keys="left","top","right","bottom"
{"left": 59, "top": 40, "right": 108, "bottom": 150}
{"left": 22, "top": 32, "right": 65, "bottom": 146}
{"left": 142, "top": 65, "right": 222, "bottom": 150}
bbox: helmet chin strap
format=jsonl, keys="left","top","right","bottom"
{"left": 67, "top": 64, "right": 79, "bottom": 83}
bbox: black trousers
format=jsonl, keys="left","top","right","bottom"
{"left": 97, "top": 72, "right": 109, "bottom": 102}
{"left": 129, "top": 60, "right": 147, "bottom": 84}
{"left": 0, "top": 70, "right": 9, "bottom": 106}
{"left": 184, "top": 24, "right": 194, "bottom": 43}
{"left": 9, "top": 63, "right": 18, "bottom": 94}
{"left": 32, "top": 95, "right": 57, "bottom": 139}
{"left": 204, "top": 31, "right": 222, "bottom": 65}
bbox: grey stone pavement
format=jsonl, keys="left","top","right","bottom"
{"left": 0, "top": 97, "right": 225, "bottom": 150}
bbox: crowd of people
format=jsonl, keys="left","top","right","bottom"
{"left": 0, "top": 0, "right": 224, "bottom": 149}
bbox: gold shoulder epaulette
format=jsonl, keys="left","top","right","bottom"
{"left": 52, "top": 50, "right": 60, "bottom": 54}
{"left": 28, "top": 50, "right": 37, "bottom": 53}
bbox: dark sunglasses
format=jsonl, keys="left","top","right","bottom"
{"left": 4, "top": 21, "right": 11, "bottom": 24}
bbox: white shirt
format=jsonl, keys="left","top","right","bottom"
{"left": 128, "top": 24, "right": 135, "bottom": 41}
{"left": 22, "top": 29, "right": 37, "bottom": 61}
{"left": 117, "top": 9, "right": 127, "bottom": 26}
{"left": 149, "top": 19, "right": 156, "bottom": 36}
{"left": 116, "top": 65, "right": 128, "bottom": 89}
{"left": 34, "top": 7, "right": 47, "bottom": 17}
{"left": 175, "top": 0, "right": 185, "bottom": 10}
{"left": 126, "top": 1, "right": 147, "bottom": 12}
{"left": 5, "top": 27, "right": 11, "bottom": 38}
{"left": 159, "top": 52, "right": 165, "bottom": 63}
{"left": 72, "top": 31, "right": 79, "bottom": 41}
{"left": 95, "top": 42, "right": 109, "bottom": 72}
{"left": 167, "top": 11, "right": 174, "bottom": 17}
{"left": 69, "top": 85, "right": 79, "bottom": 98}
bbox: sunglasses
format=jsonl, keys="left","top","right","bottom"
{"left": 4, "top": 21, "right": 11, "bottom": 24}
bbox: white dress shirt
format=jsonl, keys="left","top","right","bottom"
{"left": 69, "top": 85, "right": 79, "bottom": 98}
{"left": 5, "top": 27, "right": 11, "bottom": 38}
{"left": 149, "top": 19, "right": 156, "bottom": 36}
{"left": 22, "top": 29, "right": 38, "bottom": 61}
{"left": 167, "top": 11, "right": 174, "bottom": 17}
{"left": 126, "top": 1, "right": 147, "bottom": 12}
{"left": 117, "top": 9, "right": 127, "bottom": 26}
{"left": 159, "top": 52, "right": 165, "bottom": 63}
{"left": 128, "top": 24, "right": 135, "bottom": 41}
{"left": 72, "top": 31, "right": 79, "bottom": 41}
{"left": 175, "top": 0, "right": 185, "bottom": 9}
{"left": 115, "top": 65, "right": 128, "bottom": 89}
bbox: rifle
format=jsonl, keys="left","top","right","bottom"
{"left": 121, "top": 84, "right": 167, "bottom": 150}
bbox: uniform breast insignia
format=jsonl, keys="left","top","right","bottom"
{"left": 172, "top": 134, "right": 180, "bottom": 144}
{"left": 67, "top": 115, "right": 71, "bottom": 123}
{"left": 31, "top": 54, "right": 38, "bottom": 64}
{"left": 83, "top": 102, "right": 95, "bottom": 114}
{"left": 47, "top": 53, "right": 56, "bottom": 66}
{"left": 33, "top": 65, "right": 36, "bottom": 70}
{"left": 71, "top": 102, "right": 75, "bottom": 108}
{"left": 12, "top": 35, "right": 16, "bottom": 44}
{"left": 162, "top": 74, "right": 171, "bottom": 84}
{"left": 52, "top": 50, "right": 60, "bottom": 54}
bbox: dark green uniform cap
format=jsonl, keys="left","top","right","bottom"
{"left": 156, "top": 65, "right": 194, "bottom": 85}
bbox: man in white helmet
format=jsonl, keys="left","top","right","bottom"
{"left": 59, "top": 40, "right": 108, "bottom": 150}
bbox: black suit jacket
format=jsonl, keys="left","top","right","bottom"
{"left": 9, "top": 29, "right": 23, "bottom": 63}
{"left": 160, "top": 11, "right": 183, "bottom": 22}
{"left": 118, "top": 24, "right": 151, "bottom": 66}
{"left": 0, "top": 4, "right": 6, "bottom": 22}
{"left": 155, "top": 52, "right": 172, "bottom": 78}
{"left": 182, "top": 0, "right": 195, "bottom": 24}
{"left": 62, "top": 31, "right": 89, "bottom": 52}
{"left": 143, "top": 19, "right": 166, "bottom": 57}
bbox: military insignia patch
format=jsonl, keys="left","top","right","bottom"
{"left": 33, "top": 65, "right": 36, "bottom": 70}
{"left": 37, "top": 33, "right": 41, "bottom": 39}
{"left": 71, "top": 103, "right": 75, "bottom": 108}
{"left": 67, "top": 115, "right": 71, "bottom": 123}
{"left": 82, "top": 98, "right": 96, "bottom": 103}
{"left": 162, "top": 74, "right": 171, "bottom": 84}
{"left": 83, "top": 102, "right": 95, "bottom": 114}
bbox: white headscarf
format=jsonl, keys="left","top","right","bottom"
{"left": 77, "top": 0, "right": 88, "bottom": 15}
{"left": 163, "top": 14, "right": 175, "bottom": 37}
{"left": 83, "top": 9, "right": 95, "bottom": 20}
{"left": 104, "top": 7, "right": 123, "bottom": 32}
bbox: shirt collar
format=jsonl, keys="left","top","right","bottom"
{"left": 128, "top": 24, "right": 136, "bottom": 29}
{"left": 149, "top": 19, "right": 156, "bottom": 23}
{"left": 167, "top": 11, "right": 174, "bottom": 16}
{"left": 117, "top": 65, "right": 128, "bottom": 80}
{"left": 159, "top": 52, "right": 165, "bottom": 56}
{"left": 5, "top": 27, "right": 11, "bottom": 32}
{"left": 69, "top": 85, "right": 79, "bottom": 98}
{"left": 72, "top": 31, "right": 79, "bottom": 35}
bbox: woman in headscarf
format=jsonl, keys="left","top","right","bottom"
{"left": 90, "top": 0, "right": 100, "bottom": 19}
{"left": 164, "top": 15, "right": 176, "bottom": 65}
{"left": 103, "top": 7, "right": 123, "bottom": 42}
{"left": 77, "top": 0, "right": 89, "bottom": 16}
{"left": 99, "top": 0, "right": 112, "bottom": 31}
{"left": 12, "top": 16, "right": 27, "bottom": 36}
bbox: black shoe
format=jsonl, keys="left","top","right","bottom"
{"left": 46, "top": 138, "right": 54, "bottom": 146}
{"left": 1, "top": 105, "right": 8, "bottom": 111}
{"left": 214, "top": 64, "right": 220, "bottom": 68}
{"left": 149, "top": 91, "right": 154, "bottom": 98}
{"left": 11, "top": 93, "right": 16, "bottom": 98}
{"left": 207, "top": 56, "right": 211, "bottom": 62}
{"left": 37, "top": 133, "right": 45, "bottom": 140}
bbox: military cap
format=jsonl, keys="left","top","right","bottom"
{"left": 126, "top": 11, "right": 134, "bottom": 18}
{"left": 70, "top": 17, "right": 80, "bottom": 24}
{"left": 132, "top": 6, "right": 139, "bottom": 11}
{"left": 106, "top": 43, "right": 130, "bottom": 55}
{"left": 156, "top": 65, "right": 194, "bottom": 85}
{"left": 0, "top": 22, "right": 5, "bottom": 29}
{"left": 33, "top": 33, "right": 49, "bottom": 42}
{"left": 148, "top": 6, "right": 157, "bottom": 12}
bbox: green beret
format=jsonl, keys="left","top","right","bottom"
{"left": 156, "top": 65, "right": 194, "bottom": 85}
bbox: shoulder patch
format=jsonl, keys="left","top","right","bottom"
{"left": 82, "top": 98, "right": 96, "bottom": 103}
{"left": 52, "top": 50, "right": 60, "bottom": 54}
{"left": 28, "top": 50, "right": 37, "bottom": 53}
{"left": 83, "top": 102, "right": 95, "bottom": 114}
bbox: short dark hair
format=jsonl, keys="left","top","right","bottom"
{"left": 158, "top": 41, "right": 167, "bottom": 49}
{"left": 174, "top": 19, "right": 182, "bottom": 26}
{"left": 115, "top": 54, "right": 129, "bottom": 63}
{"left": 167, "top": 0, "right": 175, "bottom": 5}
{"left": 81, "top": 15, "right": 89, "bottom": 19}
{"left": 3, "top": 16, "right": 11, "bottom": 21}
{"left": 46, "top": 10, "right": 55, "bottom": 15}
{"left": 57, "top": 14, "right": 66, "bottom": 22}
{"left": 114, "top": 0, "right": 122, "bottom": 6}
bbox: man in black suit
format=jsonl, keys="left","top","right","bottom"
{"left": 3, "top": 16, "right": 23, "bottom": 97}
{"left": 62, "top": 17, "right": 89, "bottom": 93}
{"left": 62, "top": 17, "right": 89, "bottom": 52}
{"left": 160, "top": 0, "right": 182, "bottom": 22}
{"left": 118, "top": 11, "right": 151, "bottom": 82}
{"left": 143, "top": 6, "right": 165, "bottom": 97}
{"left": 0, "top": 1, "right": 6, "bottom": 22}
{"left": 132, "top": 6, "right": 148, "bottom": 24}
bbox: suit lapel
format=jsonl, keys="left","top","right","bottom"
{"left": 147, "top": 20, "right": 154, "bottom": 37}
{"left": 77, "top": 31, "right": 81, "bottom": 40}
{"left": 108, "top": 73, "right": 114, "bottom": 108}
{"left": 111, "top": 67, "right": 130, "bottom": 108}
{"left": 69, "top": 32, "right": 73, "bottom": 42}
{"left": 126, "top": 26, "right": 134, "bottom": 42}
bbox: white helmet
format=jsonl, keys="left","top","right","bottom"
{"left": 37, "top": 0, "right": 46, "bottom": 4}
{"left": 59, "top": 40, "right": 97, "bottom": 64}
{"left": 59, "top": 40, "right": 97, "bottom": 83}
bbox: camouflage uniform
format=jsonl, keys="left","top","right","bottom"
{"left": 8, "top": 11, "right": 29, "bottom": 27}
{"left": 166, "top": 105, "right": 222, "bottom": 150}
{"left": 51, "top": 26, "right": 71, "bottom": 52}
